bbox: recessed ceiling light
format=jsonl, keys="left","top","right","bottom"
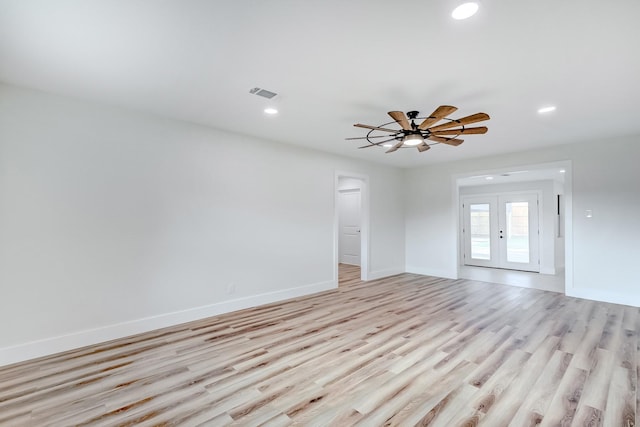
{"left": 452, "top": 2, "right": 479, "bottom": 20}
{"left": 538, "top": 106, "right": 556, "bottom": 114}
{"left": 264, "top": 108, "right": 278, "bottom": 115}
{"left": 485, "top": 176, "right": 494, "bottom": 180}
{"left": 559, "top": 169, "right": 566, "bottom": 174}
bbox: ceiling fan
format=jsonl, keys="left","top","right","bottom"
{"left": 347, "top": 106, "right": 490, "bottom": 153}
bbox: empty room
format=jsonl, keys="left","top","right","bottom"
{"left": 1, "top": 0, "right": 640, "bottom": 425}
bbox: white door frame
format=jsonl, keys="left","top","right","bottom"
{"left": 334, "top": 171, "right": 369, "bottom": 282}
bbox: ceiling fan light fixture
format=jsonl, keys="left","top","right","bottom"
{"left": 403, "top": 134, "right": 424, "bottom": 146}
{"left": 452, "top": 2, "right": 479, "bottom": 20}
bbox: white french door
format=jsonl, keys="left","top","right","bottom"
{"left": 462, "top": 193, "right": 540, "bottom": 272}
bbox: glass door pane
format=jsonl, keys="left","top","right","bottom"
{"left": 504, "top": 201, "right": 530, "bottom": 263}
{"left": 470, "top": 203, "right": 491, "bottom": 260}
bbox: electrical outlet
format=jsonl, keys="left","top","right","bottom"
{"left": 226, "top": 283, "right": 236, "bottom": 295}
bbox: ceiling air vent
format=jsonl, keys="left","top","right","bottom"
{"left": 249, "top": 87, "right": 278, "bottom": 99}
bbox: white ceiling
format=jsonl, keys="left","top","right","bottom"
{"left": 1, "top": 0, "right": 639, "bottom": 168}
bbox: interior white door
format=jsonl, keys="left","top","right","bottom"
{"left": 338, "top": 189, "right": 361, "bottom": 266}
{"left": 462, "top": 193, "right": 540, "bottom": 272}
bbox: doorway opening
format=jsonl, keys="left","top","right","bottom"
{"left": 334, "top": 172, "right": 369, "bottom": 285}
{"left": 454, "top": 161, "right": 572, "bottom": 294}
{"left": 338, "top": 187, "right": 361, "bottom": 266}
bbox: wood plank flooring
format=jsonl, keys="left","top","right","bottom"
{"left": 1, "top": 264, "right": 638, "bottom": 426}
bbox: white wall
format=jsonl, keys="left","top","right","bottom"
{"left": 405, "top": 135, "right": 640, "bottom": 307}
{"left": 459, "top": 180, "right": 558, "bottom": 274}
{"left": 0, "top": 84, "right": 405, "bottom": 365}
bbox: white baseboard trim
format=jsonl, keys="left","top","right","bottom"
{"left": 0, "top": 280, "right": 337, "bottom": 368}
{"left": 405, "top": 266, "right": 456, "bottom": 279}
{"left": 566, "top": 287, "right": 640, "bottom": 308}
{"left": 367, "top": 268, "right": 405, "bottom": 281}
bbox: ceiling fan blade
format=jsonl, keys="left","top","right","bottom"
{"left": 430, "top": 126, "right": 488, "bottom": 136}
{"left": 418, "top": 105, "right": 458, "bottom": 130}
{"left": 388, "top": 111, "right": 411, "bottom": 130}
{"left": 417, "top": 142, "right": 431, "bottom": 152}
{"left": 345, "top": 134, "right": 395, "bottom": 140}
{"left": 427, "top": 136, "right": 464, "bottom": 146}
{"left": 354, "top": 123, "right": 398, "bottom": 133}
{"left": 427, "top": 113, "right": 490, "bottom": 132}
{"left": 385, "top": 141, "right": 405, "bottom": 153}
{"left": 357, "top": 138, "right": 397, "bottom": 149}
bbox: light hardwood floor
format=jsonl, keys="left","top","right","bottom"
{"left": 0, "top": 265, "right": 637, "bottom": 426}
